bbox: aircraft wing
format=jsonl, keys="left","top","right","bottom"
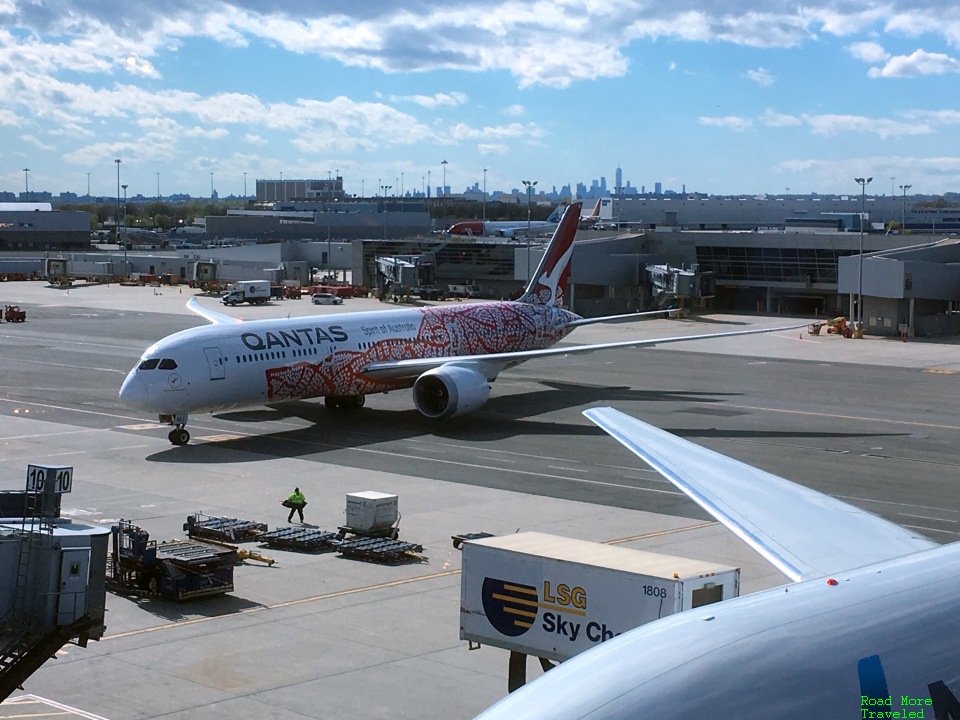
{"left": 187, "top": 297, "right": 243, "bottom": 325}
{"left": 360, "top": 322, "right": 807, "bottom": 381}
{"left": 561, "top": 308, "right": 679, "bottom": 328}
{"left": 583, "top": 407, "right": 937, "bottom": 582}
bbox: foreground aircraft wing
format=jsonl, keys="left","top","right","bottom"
{"left": 583, "top": 407, "right": 937, "bottom": 582}
{"left": 360, "top": 322, "right": 807, "bottom": 381}
{"left": 187, "top": 297, "right": 243, "bottom": 325}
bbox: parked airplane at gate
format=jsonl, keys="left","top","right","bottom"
{"left": 474, "top": 407, "right": 960, "bottom": 719}
{"left": 120, "top": 203, "right": 802, "bottom": 445}
{"left": 446, "top": 202, "right": 567, "bottom": 238}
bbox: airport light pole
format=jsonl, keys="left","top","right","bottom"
{"left": 121, "top": 183, "right": 128, "bottom": 265}
{"left": 22, "top": 168, "right": 29, "bottom": 202}
{"left": 522, "top": 179, "right": 538, "bottom": 282}
{"left": 854, "top": 176, "right": 872, "bottom": 335}
{"left": 210, "top": 172, "right": 214, "bottom": 199}
{"left": 156, "top": 172, "right": 160, "bottom": 201}
{"left": 899, "top": 184, "right": 911, "bottom": 233}
{"left": 86, "top": 172, "right": 91, "bottom": 200}
{"left": 427, "top": 170, "right": 431, "bottom": 199}
{"left": 114, "top": 158, "right": 122, "bottom": 241}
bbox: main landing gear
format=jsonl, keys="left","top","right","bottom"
{"left": 160, "top": 414, "right": 191, "bottom": 446}
{"left": 324, "top": 395, "right": 365, "bottom": 410}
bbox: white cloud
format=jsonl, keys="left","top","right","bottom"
{"left": 478, "top": 143, "right": 508, "bottom": 154}
{"left": 761, "top": 108, "right": 801, "bottom": 127}
{"left": 745, "top": 67, "right": 774, "bottom": 86}
{"left": 449, "top": 122, "right": 542, "bottom": 141}
{"left": 867, "top": 49, "right": 960, "bottom": 78}
{"left": 21, "top": 133, "right": 55, "bottom": 150}
{"left": 392, "top": 92, "right": 468, "bottom": 108}
{"left": 801, "top": 113, "right": 932, "bottom": 139}
{"left": 0, "top": 108, "right": 19, "bottom": 126}
{"left": 502, "top": 104, "right": 524, "bottom": 116}
{"left": 699, "top": 116, "right": 753, "bottom": 132}
{"left": 122, "top": 54, "right": 160, "bottom": 79}
{"left": 244, "top": 133, "right": 268, "bottom": 145}
{"left": 184, "top": 126, "right": 229, "bottom": 139}
{"left": 847, "top": 41, "right": 890, "bottom": 64}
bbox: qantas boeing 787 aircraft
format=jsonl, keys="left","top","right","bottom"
{"left": 120, "top": 202, "right": 801, "bottom": 445}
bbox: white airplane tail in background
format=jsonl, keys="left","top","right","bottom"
{"left": 516, "top": 201, "right": 581, "bottom": 307}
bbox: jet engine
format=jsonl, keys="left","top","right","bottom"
{"left": 412, "top": 365, "right": 491, "bottom": 419}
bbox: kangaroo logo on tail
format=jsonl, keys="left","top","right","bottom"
{"left": 518, "top": 201, "right": 582, "bottom": 307}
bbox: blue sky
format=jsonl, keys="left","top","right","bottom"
{"left": 2, "top": 1, "right": 960, "bottom": 200}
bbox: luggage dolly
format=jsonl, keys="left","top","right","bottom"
{"left": 336, "top": 515, "right": 402, "bottom": 542}
{"left": 451, "top": 531, "right": 495, "bottom": 550}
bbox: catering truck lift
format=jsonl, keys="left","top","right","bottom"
{"left": 459, "top": 531, "right": 740, "bottom": 691}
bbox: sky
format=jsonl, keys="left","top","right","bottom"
{"left": 2, "top": 1, "right": 960, "bottom": 200}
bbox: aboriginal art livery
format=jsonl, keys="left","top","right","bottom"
{"left": 120, "top": 202, "right": 803, "bottom": 445}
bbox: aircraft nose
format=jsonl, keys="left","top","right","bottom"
{"left": 119, "top": 372, "right": 149, "bottom": 409}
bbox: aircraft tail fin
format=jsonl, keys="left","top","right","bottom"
{"left": 545, "top": 201, "right": 569, "bottom": 224}
{"left": 516, "top": 201, "right": 582, "bottom": 307}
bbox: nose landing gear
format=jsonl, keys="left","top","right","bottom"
{"left": 168, "top": 427, "right": 190, "bottom": 446}
{"left": 160, "top": 414, "right": 191, "bottom": 446}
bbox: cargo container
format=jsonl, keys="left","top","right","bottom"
{"left": 344, "top": 491, "right": 399, "bottom": 533}
{"left": 460, "top": 531, "right": 739, "bottom": 663}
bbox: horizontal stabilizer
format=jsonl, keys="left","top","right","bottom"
{"left": 583, "top": 407, "right": 937, "bottom": 581}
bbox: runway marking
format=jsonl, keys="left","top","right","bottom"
{"left": 197, "top": 433, "right": 248, "bottom": 443}
{"left": 0, "top": 398, "right": 144, "bottom": 423}
{"left": 902, "top": 524, "right": 960, "bottom": 537}
{"left": 924, "top": 369, "right": 958, "bottom": 374}
{"left": 117, "top": 423, "right": 160, "bottom": 431}
{"left": 2, "top": 694, "right": 110, "bottom": 720}
{"left": 605, "top": 521, "right": 718, "bottom": 545}
{"left": 712, "top": 402, "right": 960, "bottom": 431}
{"left": 475, "top": 456, "right": 516, "bottom": 463}
{"left": 898, "top": 513, "right": 958, "bottom": 524}
{"left": 101, "top": 522, "right": 716, "bottom": 641}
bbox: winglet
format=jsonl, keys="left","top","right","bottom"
{"left": 583, "top": 407, "right": 936, "bottom": 581}
{"left": 187, "top": 297, "right": 242, "bottom": 325}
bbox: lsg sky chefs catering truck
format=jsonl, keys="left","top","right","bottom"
{"left": 460, "top": 532, "right": 740, "bottom": 665}
{"left": 221, "top": 280, "right": 271, "bottom": 306}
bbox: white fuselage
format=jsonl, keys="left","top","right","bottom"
{"left": 120, "top": 301, "right": 578, "bottom": 416}
{"left": 476, "top": 541, "right": 960, "bottom": 718}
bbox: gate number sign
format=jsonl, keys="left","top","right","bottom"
{"left": 26, "top": 465, "right": 73, "bottom": 493}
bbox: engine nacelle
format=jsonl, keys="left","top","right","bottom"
{"left": 412, "top": 365, "right": 491, "bottom": 419}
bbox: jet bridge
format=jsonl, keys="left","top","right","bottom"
{"left": 645, "top": 263, "right": 715, "bottom": 308}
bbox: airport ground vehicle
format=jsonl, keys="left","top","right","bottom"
{"left": 312, "top": 292, "right": 343, "bottom": 305}
{"left": 221, "top": 280, "right": 271, "bottom": 306}
{"left": 108, "top": 520, "right": 237, "bottom": 600}
{"left": 2, "top": 306, "right": 25, "bottom": 322}
{"left": 461, "top": 531, "right": 738, "bottom": 690}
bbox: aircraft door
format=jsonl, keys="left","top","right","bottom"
{"left": 203, "top": 347, "right": 226, "bottom": 380}
{"left": 57, "top": 548, "right": 90, "bottom": 625}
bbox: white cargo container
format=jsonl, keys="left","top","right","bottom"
{"left": 344, "top": 491, "right": 398, "bottom": 532}
{"left": 460, "top": 531, "right": 739, "bottom": 662}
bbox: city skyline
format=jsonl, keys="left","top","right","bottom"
{"left": 2, "top": 2, "right": 960, "bottom": 199}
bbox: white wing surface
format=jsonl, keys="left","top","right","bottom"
{"left": 360, "top": 322, "right": 808, "bottom": 381}
{"left": 187, "top": 297, "right": 242, "bottom": 325}
{"left": 583, "top": 407, "right": 937, "bottom": 582}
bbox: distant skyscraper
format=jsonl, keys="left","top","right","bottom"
{"left": 655, "top": 182, "right": 662, "bottom": 195}
{"left": 615, "top": 166, "right": 622, "bottom": 193}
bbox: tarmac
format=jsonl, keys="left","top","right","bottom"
{"left": 1, "top": 281, "right": 960, "bottom": 719}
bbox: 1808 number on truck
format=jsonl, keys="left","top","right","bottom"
{"left": 643, "top": 585, "right": 667, "bottom": 598}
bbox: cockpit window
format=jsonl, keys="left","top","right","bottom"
{"left": 158, "top": 359, "right": 178, "bottom": 370}
{"left": 138, "top": 359, "right": 160, "bottom": 370}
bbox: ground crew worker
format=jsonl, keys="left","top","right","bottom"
{"left": 284, "top": 487, "right": 307, "bottom": 523}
